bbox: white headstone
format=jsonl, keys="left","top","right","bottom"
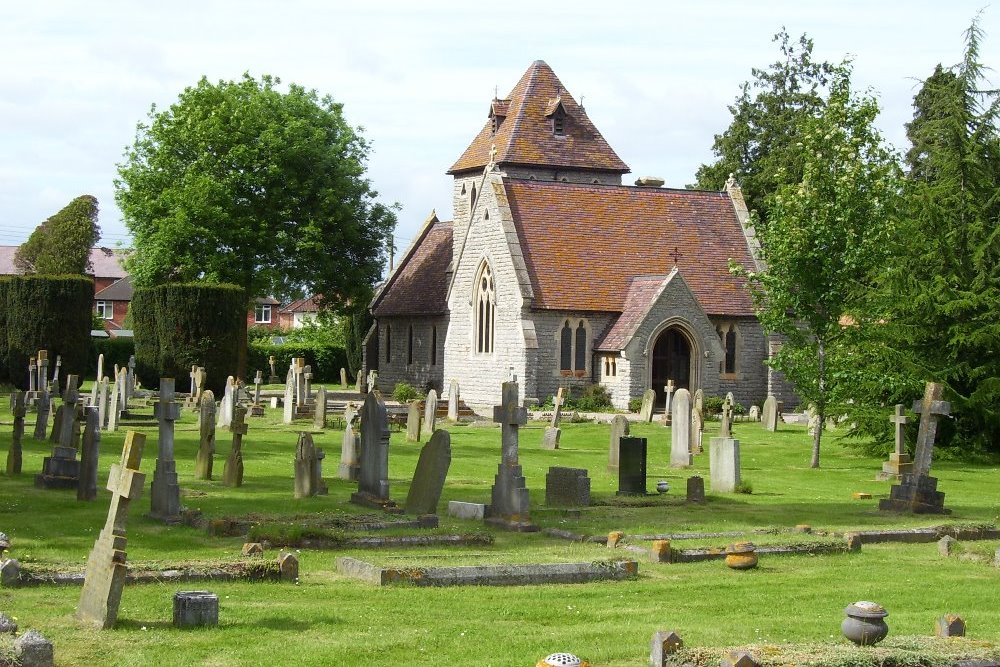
{"left": 670, "top": 388, "right": 692, "bottom": 467}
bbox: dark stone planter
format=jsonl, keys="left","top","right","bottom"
{"left": 842, "top": 601, "right": 889, "bottom": 646}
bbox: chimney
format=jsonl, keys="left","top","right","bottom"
{"left": 634, "top": 176, "right": 665, "bottom": 187}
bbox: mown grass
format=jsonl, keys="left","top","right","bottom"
{"left": 1, "top": 397, "right": 998, "bottom": 666}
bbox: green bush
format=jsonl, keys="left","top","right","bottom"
{"left": 0, "top": 278, "right": 8, "bottom": 383}
{"left": 247, "top": 340, "right": 347, "bottom": 384}
{"left": 392, "top": 382, "right": 420, "bottom": 402}
{"left": 574, "top": 384, "right": 614, "bottom": 412}
{"left": 628, "top": 396, "right": 643, "bottom": 413}
{"left": 129, "top": 287, "right": 159, "bottom": 383}
{"left": 703, "top": 396, "right": 725, "bottom": 415}
{"left": 89, "top": 337, "right": 135, "bottom": 380}
{"left": 5, "top": 274, "right": 93, "bottom": 387}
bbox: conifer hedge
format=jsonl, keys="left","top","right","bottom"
{"left": 131, "top": 283, "right": 245, "bottom": 393}
{"left": 0, "top": 278, "right": 9, "bottom": 383}
{"left": 5, "top": 275, "right": 94, "bottom": 388}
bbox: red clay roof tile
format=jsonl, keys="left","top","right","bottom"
{"left": 372, "top": 220, "right": 453, "bottom": 317}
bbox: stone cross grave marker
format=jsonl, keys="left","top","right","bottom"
{"left": 58, "top": 375, "right": 80, "bottom": 449}
{"left": 542, "top": 387, "right": 563, "bottom": 450}
{"left": 617, "top": 436, "right": 648, "bottom": 495}
{"left": 124, "top": 355, "right": 136, "bottom": 404}
{"left": 78, "top": 407, "right": 101, "bottom": 501}
{"left": 36, "top": 376, "right": 81, "bottom": 489}
{"left": 282, "top": 366, "right": 295, "bottom": 424}
{"left": 912, "top": 383, "right": 950, "bottom": 478}
{"left": 487, "top": 380, "right": 536, "bottom": 531}
{"left": 150, "top": 379, "right": 182, "bottom": 522}
{"left": 223, "top": 406, "right": 247, "bottom": 487}
{"left": 303, "top": 365, "right": 313, "bottom": 405}
{"left": 405, "top": 430, "right": 452, "bottom": 516}
{"left": 294, "top": 432, "right": 319, "bottom": 498}
{"left": 28, "top": 357, "right": 37, "bottom": 393}
{"left": 447, "top": 379, "right": 460, "bottom": 421}
{"left": 663, "top": 380, "right": 675, "bottom": 424}
{"left": 421, "top": 389, "right": 438, "bottom": 440}
{"left": 51, "top": 355, "right": 62, "bottom": 395}
{"left": 670, "top": 388, "right": 692, "bottom": 467}
{"left": 639, "top": 389, "right": 656, "bottom": 422}
{"left": 710, "top": 432, "right": 741, "bottom": 493}
{"left": 76, "top": 431, "right": 146, "bottom": 629}
{"left": 339, "top": 403, "right": 360, "bottom": 481}
{"left": 350, "top": 391, "right": 392, "bottom": 508}
{"left": 877, "top": 404, "right": 913, "bottom": 481}
{"left": 7, "top": 390, "right": 25, "bottom": 475}
{"left": 406, "top": 400, "right": 422, "bottom": 443}
{"left": 38, "top": 350, "right": 50, "bottom": 395}
{"left": 725, "top": 391, "right": 735, "bottom": 407}
{"left": 340, "top": 367, "right": 348, "bottom": 388}
{"left": 607, "top": 414, "right": 629, "bottom": 471}
{"left": 189, "top": 364, "right": 198, "bottom": 396}
{"left": 762, "top": 395, "right": 778, "bottom": 432}
{"left": 253, "top": 369, "right": 263, "bottom": 402}
{"left": 196, "top": 390, "right": 216, "bottom": 480}
{"left": 268, "top": 355, "right": 279, "bottom": 383}
{"left": 313, "top": 386, "right": 327, "bottom": 429}
{"left": 294, "top": 358, "right": 306, "bottom": 405}
{"left": 33, "top": 383, "right": 51, "bottom": 441}
{"left": 720, "top": 401, "right": 733, "bottom": 438}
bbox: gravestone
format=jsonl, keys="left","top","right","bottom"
{"left": 57, "top": 375, "right": 81, "bottom": 449}
{"left": 617, "top": 436, "right": 647, "bottom": 495}
{"left": 91, "top": 354, "right": 104, "bottom": 405}
{"left": 223, "top": 406, "right": 247, "bottom": 487}
{"left": 187, "top": 365, "right": 199, "bottom": 402}
{"left": 37, "top": 350, "right": 50, "bottom": 395}
{"left": 607, "top": 415, "right": 630, "bottom": 471}
{"left": 421, "top": 389, "right": 438, "bottom": 440}
{"left": 670, "top": 388, "right": 692, "bottom": 467}
{"left": 686, "top": 475, "right": 705, "bottom": 503}
{"left": 487, "top": 380, "right": 537, "bottom": 531}
{"left": 748, "top": 405, "right": 760, "bottom": 422}
{"left": 545, "top": 467, "right": 590, "bottom": 507}
{"left": 542, "top": 388, "right": 563, "bottom": 450}
{"left": 314, "top": 447, "right": 328, "bottom": 496}
{"left": 447, "top": 379, "right": 460, "bottom": 421}
{"left": 268, "top": 355, "right": 279, "bottom": 384}
{"left": 294, "top": 432, "right": 319, "bottom": 499}
{"left": 118, "top": 364, "right": 129, "bottom": 417}
{"left": 313, "top": 386, "right": 327, "bottom": 429}
{"left": 173, "top": 591, "right": 219, "bottom": 628}
{"left": 693, "top": 389, "right": 704, "bottom": 416}
{"left": 303, "top": 365, "right": 313, "bottom": 404}
{"left": 106, "top": 369, "right": 123, "bottom": 433}
{"left": 639, "top": 389, "right": 656, "bottom": 422}
{"left": 97, "top": 377, "right": 109, "bottom": 430}
{"left": 404, "top": 430, "right": 452, "bottom": 515}
{"left": 6, "top": 391, "right": 25, "bottom": 475}
{"left": 367, "top": 369, "right": 378, "bottom": 393}
{"left": 663, "top": 380, "right": 676, "bottom": 425}
{"left": 217, "top": 377, "right": 235, "bottom": 428}
{"left": 33, "top": 386, "right": 50, "bottom": 440}
{"left": 725, "top": 391, "right": 736, "bottom": 407}
{"left": 76, "top": 431, "right": 146, "bottom": 629}
{"left": 406, "top": 400, "right": 422, "bottom": 442}
{"left": 78, "top": 407, "right": 101, "bottom": 501}
{"left": 339, "top": 407, "right": 361, "bottom": 481}
{"left": 150, "top": 378, "right": 182, "bottom": 523}
{"left": 355, "top": 373, "right": 364, "bottom": 393}
{"left": 690, "top": 408, "right": 703, "bottom": 455}
{"left": 36, "top": 376, "right": 81, "bottom": 489}
{"left": 340, "top": 367, "right": 348, "bottom": 387}
{"left": 720, "top": 401, "right": 733, "bottom": 438}
{"left": 877, "top": 404, "right": 913, "bottom": 481}
{"left": 762, "top": 395, "right": 778, "bottom": 432}
{"left": 282, "top": 367, "right": 295, "bottom": 424}
{"left": 28, "top": 357, "right": 37, "bottom": 394}
{"left": 250, "top": 370, "right": 264, "bottom": 417}
{"left": 51, "top": 355, "right": 62, "bottom": 395}
{"left": 195, "top": 390, "right": 216, "bottom": 480}
{"left": 710, "top": 435, "right": 741, "bottom": 493}
{"left": 879, "top": 382, "right": 951, "bottom": 514}
{"left": 350, "top": 391, "right": 393, "bottom": 508}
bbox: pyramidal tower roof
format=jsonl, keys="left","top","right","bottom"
{"left": 448, "top": 60, "right": 630, "bottom": 175}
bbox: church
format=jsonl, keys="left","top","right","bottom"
{"left": 367, "top": 60, "right": 789, "bottom": 412}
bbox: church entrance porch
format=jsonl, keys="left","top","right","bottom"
{"left": 650, "top": 326, "right": 692, "bottom": 409}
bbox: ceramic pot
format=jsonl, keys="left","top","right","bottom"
{"left": 842, "top": 601, "right": 889, "bottom": 646}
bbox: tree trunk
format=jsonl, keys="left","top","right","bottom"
{"left": 811, "top": 339, "right": 825, "bottom": 469}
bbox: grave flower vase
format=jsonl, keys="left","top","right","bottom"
{"left": 842, "top": 602, "right": 889, "bottom": 646}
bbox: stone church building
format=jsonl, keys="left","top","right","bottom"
{"left": 368, "top": 60, "right": 787, "bottom": 411}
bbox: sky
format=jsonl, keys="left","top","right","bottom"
{"left": 1, "top": 1, "right": 997, "bottom": 259}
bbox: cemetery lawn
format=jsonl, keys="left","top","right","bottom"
{"left": 1, "top": 402, "right": 999, "bottom": 666}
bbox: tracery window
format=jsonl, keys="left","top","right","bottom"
{"left": 559, "top": 318, "right": 589, "bottom": 375}
{"left": 475, "top": 262, "right": 495, "bottom": 355}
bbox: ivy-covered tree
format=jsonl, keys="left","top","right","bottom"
{"left": 737, "top": 66, "right": 902, "bottom": 468}
{"left": 14, "top": 195, "right": 101, "bottom": 275}
{"left": 695, "top": 30, "right": 835, "bottom": 230}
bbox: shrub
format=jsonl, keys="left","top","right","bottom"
{"left": 392, "top": 382, "right": 420, "bottom": 403}
{"left": 247, "top": 340, "right": 348, "bottom": 384}
{"left": 703, "top": 396, "right": 725, "bottom": 416}
{"left": 735, "top": 480, "right": 753, "bottom": 494}
{"left": 129, "top": 287, "right": 159, "bottom": 382}
{"left": 5, "top": 274, "right": 93, "bottom": 387}
{"left": 628, "top": 396, "right": 643, "bottom": 413}
{"left": 574, "top": 383, "right": 614, "bottom": 412}
{"left": 0, "top": 278, "right": 8, "bottom": 383}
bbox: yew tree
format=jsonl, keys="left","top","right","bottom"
{"left": 14, "top": 195, "right": 101, "bottom": 275}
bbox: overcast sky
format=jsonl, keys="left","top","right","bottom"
{"left": 1, "top": 1, "right": 997, "bottom": 259}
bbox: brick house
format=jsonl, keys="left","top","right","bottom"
{"left": 248, "top": 297, "right": 281, "bottom": 331}
{"left": 369, "top": 61, "right": 792, "bottom": 411}
{"left": 278, "top": 296, "right": 321, "bottom": 329}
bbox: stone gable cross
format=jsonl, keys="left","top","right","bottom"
{"left": 911, "top": 382, "right": 950, "bottom": 478}
{"left": 493, "top": 381, "right": 527, "bottom": 465}
{"left": 889, "top": 404, "right": 909, "bottom": 457}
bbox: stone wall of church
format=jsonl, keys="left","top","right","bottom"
{"left": 528, "top": 311, "right": 617, "bottom": 405}
{"left": 374, "top": 315, "right": 448, "bottom": 395}
{"left": 709, "top": 315, "right": 768, "bottom": 410}
{"left": 501, "top": 167, "right": 623, "bottom": 186}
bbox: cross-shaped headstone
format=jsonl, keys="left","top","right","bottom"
{"left": 28, "top": 357, "right": 37, "bottom": 392}
{"left": 911, "top": 382, "right": 950, "bottom": 478}
{"left": 492, "top": 381, "right": 527, "bottom": 465}
{"left": 551, "top": 387, "right": 564, "bottom": 428}
{"left": 664, "top": 380, "right": 675, "bottom": 416}
{"left": 224, "top": 406, "right": 247, "bottom": 487}
{"left": 150, "top": 378, "right": 182, "bottom": 521}
{"left": 720, "top": 401, "right": 732, "bottom": 438}
{"left": 153, "top": 379, "right": 182, "bottom": 459}
{"left": 253, "top": 370, "right": 263, "bottom": 405}
{"left": 189, "top": 365, "right": 198, "bottom": 395}
{"left": 59, "top": 375, "right": 80, "bottom": 448}
{"left": 51, "top": 355, "right": 62, "bottom": 394}
{"left": 38, "top": 350, "right": 49, "bottom": 394}
{"left": 889, "top": 404, "right": 909, "bottom": 457}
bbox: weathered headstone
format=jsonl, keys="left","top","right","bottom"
{"left": 670, "top": 388, "right": 692, "bottom": 468}
{"left": 97, "top": 377, "right": 109, "bottom": 430}
{"left": 447, "top": 379, "right": 460, "bottom": 421}
{"left": 406, "top": 400, "right": 422, "bottom": 442}
{"left": 686, "top": 475, "right": 706, "bottom": 503}
{"left": 58, "top": 375, "right": 81, "bottom": 449}
{"left": 693, "top": 389, "right": 704, "bottom": 416}
{"left": 340, "top": 367, "right": 348, "bottom": 388}
{"left": 195, "top": 390, "right": 216, "bottom": 480}
{"left": 487, "top": 380, "right": 537, "bottom": 531}
{"left": 294, "top": 432, "right": 319, "bottom": 499}
{"left": 338, "top": 407, "right": 361, "bottom": 481}
{"left": 313, "top": 386, "right": 327, "bottom": 429}
{"left": 762, "top": 395, "right": 778, "bottom": 432}
{"left": 542, "top": 388, "right": 563, "bottom": 450}
{"left": 223, "top": 406, "right": 247, "bottom": 487}
{"left": 720, "top": 401, "right": 733, "bottom": 438}
{"left": 607, "top": 414, "right": 629, "bottom": 471}
{"left": 617, "top": 436, "right": 648, "bottom": 495}
{"left": 250, "top": 370, "right": 264, "bottom": 416}
{"left": 421, "top": 389, "right": 438, "bottom": 440}
{"left": 404, "top": 430, "right": 452, "bottom": 515}
{"left": 76, "top": 431, "right": 146, "bottom": 629}
{"left": 217, "top": 376, "right": 235, "bottom": 428}
{"left": 663, "top": 380, "right": 676, "bottom": 425}
{"left": 690, "top": 408, "right": 703, "bottom": 455}
{"left": 710, "top": 435, "right": 741, "bottom": 493}
{"left": 639, "top": 389, "right": 656, "bottom": 422}
{"left": 37, "top": 350, "right": 50, "bottom": 395}
{"left": 268, "top": 355, "right": 279, "bottom": 384}
{"left": 28, "top": 356, "right": 37, "bottom": 393}
{"left": 150, "top": 378, "right": 182, "bottom": 522}
{"left": 6, "top": 391, "right": 25, "bottom": 475}
{"left": 725, "top": 391, "right": 736, "bottom": 407}
{"left": 36, "top": 377, "right": 81, "bottom": 489}
{"left": 303, "top": 365, "right": 313, "bottom": 404}
{"left": 367, "top": 369, "right": 378, "bottom": 393}
{"left": 106, "top": 369, "right": 122, "bottom": 433}
{"left": 51, "top": 355, "right": 62, "bottom": 396}
{"left": 77, "top": 407, "right": 100, "bottom": 501}
{"left": 748, "top": 405, "right": 760, "bottom": 422}
{"left": 879, "top": 382, "right": 951, "bottom": 514}
{"left": 173, "top": 591, "right": 219, "bottom": 628}
{"left": 282, "top": 367, "right": 295, "bottom": 424}
{"left": 545, "top": 467, "right": 590, "bottom": 507}
{"left": 350, "top": 392, "right": 393, "bottom": 508}
{"left": 33, "top": 386, "right": 50, "bottom": 440}
{"left": 878, "top": 404, "right": 914, "bottom": 481}
{"left": 91, "top": 353, "right": 105, "bottom": 405}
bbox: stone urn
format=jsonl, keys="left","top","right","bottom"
{"left": 656, "top": 480, "right": 670, "bottom": 494}
{"left": 842, "top": 601, "right": 889, "bottom": 646}
{"left": 537, "top": 653, "right": 590, "bottom": 667}
{"left": 725, "top": 542, "right": 758, "bottom": 570}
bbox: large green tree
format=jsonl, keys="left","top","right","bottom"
{"left": 738, "top": 66, "right": 902, "bottom": 468}
{"left": 14, "top": 195, "right": 101, "bottom": 275}
{"left": 116, "top": 74, "right": 397, "bottom": 374}
{"left": 695, "top": 30, "right": 835, "bottom": 230}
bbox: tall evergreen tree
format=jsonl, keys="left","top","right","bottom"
{"left": 14, "top": 195, "right": 101, "bottom": 275}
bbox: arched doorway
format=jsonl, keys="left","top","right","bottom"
{"left": 651, "top": 326, "right": 691, "bottom": 409}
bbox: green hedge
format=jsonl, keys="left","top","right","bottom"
{"left": 131, "top": 283, "right": 246, "bottom": 393}
{"left": 248, "top": 340, "right": 348, "bottom": 384}
{"left": 5, "top": 275, "right": 93, "bottom": 388}
{"left": 89, "top": 337, "right": 135, "bottom": 380}
{"left": 0, "top": 278, "right": 8, "bottom": 383}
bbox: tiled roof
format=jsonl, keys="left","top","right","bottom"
{"left": 0, "top": 245, "right": 127, "bottom": 279}
{"left": 280, "top": 296, "right": 321, "bottom": 313}
{"left": 372, "top": 219, "right": 453, "bottom": 317}
{"left": 94, "top": 276, "right": 133, "bottom": 301}
{"left": 448, "top": 61, "right": 629, "bottom": 175}
{"left": 504, "top": 180, "right": 756, "bottom": 315}
{"left": 595, "top": 275, "right": 669, "bottom": 351}
{"left": 255, "top": 296, "right": 280, "bottom": 305}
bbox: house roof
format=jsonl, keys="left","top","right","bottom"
{"left": 255, "top": 296, "right": 280, "bottom": 305}
{"left": 448, "top": 61, "right": 630, "bottom": 175}
{"left": 504, "top": 179, "right": 756, "bottom": 315}
{"left": 0, "top": 245, "right": 127, "bottom": 279}
{"left": 94, "top": 276, "right": 133, "bottom": 301}
{"left": 372, "top": 217, "right": 453, "bottom": 317}
{"left": 280, "top": 296, "right": 321, "bottom": 314}
{"left": 594, "top": 275, "right": 670, "bottom": 351}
